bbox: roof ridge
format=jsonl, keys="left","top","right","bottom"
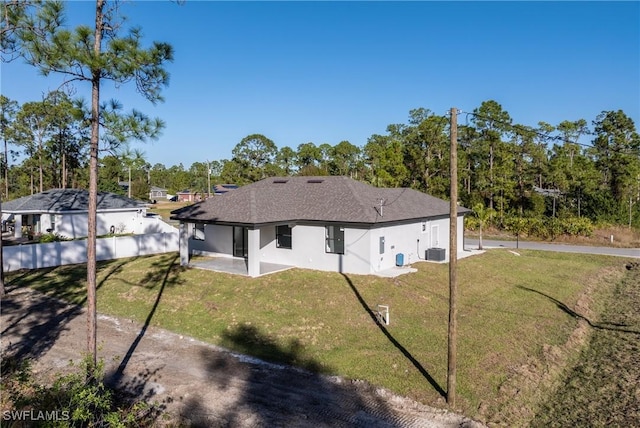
{"left": 343, "top": 177, "right": 379, "bottom": 223}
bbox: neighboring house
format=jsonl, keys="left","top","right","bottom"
{"left": 2, "top": 188, "right": 149, "bottom": 239}
{"left": 213, "top": 184, "right": 239, "bottom": 196}
{"left": 177, "top": 190, "right": 203, "bottom": 203}
{"left": 149, "top": 186, "right": 168, "bottom": 202}
{"left": 170, "top": 176, "right": 470, "bottom": 277}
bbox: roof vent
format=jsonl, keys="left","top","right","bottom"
{"left": 307, "top": 179, "right": 324, "bottom": 183}
{"left": 273, "top": 179, "right": 288, "bottom": 184}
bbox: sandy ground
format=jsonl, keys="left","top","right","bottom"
{"left": 1, "top": 286, "right": 485, "bottom": 427}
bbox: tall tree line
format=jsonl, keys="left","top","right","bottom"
{"left": 3, "top": 96, "right": 639, "bottom": 226}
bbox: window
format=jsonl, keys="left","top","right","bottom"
{"left": 50, "top": 214, "right": 56, "bottom": 232}
{"left": 193, "top": 223, "right": 205, "bottom": 240}
{"left": 276, "top": 225, "right": 292, "bottom": 249}
{"left": 325, "top": 225, "right": 344, "bottom": 254}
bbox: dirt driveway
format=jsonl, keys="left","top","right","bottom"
{"left": 1, "top": 286, "right": 484, "bottom": 427}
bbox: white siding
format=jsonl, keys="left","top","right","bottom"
{"left": 54, "top": 210, "right": 146, "bottom": 239}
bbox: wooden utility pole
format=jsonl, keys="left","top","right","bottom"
{"left": 207, "top": 160, "right": 212, "bottom": 198}
{"left": 447, "top": 107, "right": 458, "bottom": 407}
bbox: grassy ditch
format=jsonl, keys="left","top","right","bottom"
{"left": 530, "top": 264, "right": 640, "bottom": 427}
{"left": 5, "top": 250, "right": 629, "bottom": 424}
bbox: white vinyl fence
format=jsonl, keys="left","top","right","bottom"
{"left": 3, "top": 231, "right": 178, "bottom": 272}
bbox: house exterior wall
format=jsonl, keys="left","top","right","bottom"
{"left": 184, "top": 215, "right": 466, "bottom": 275}
{"left": 369, "top": 222, "right": 421, "bottom": 272}
{"left": 366, "top": 216, "right": 455, "bottom": 272}
{"left": 177, "top": 193, "right": 202, "bottom": 203}
{"left": 189, "top": 223, "right": 233, "bottom": 255}
{"left": 457, "top": 216, "right": 465, "bottom": 252}
{"left": 257, "top": 218, "right": 461, "bottom": 275}
{"left": 257, "top": 223, "right": 372, "bottom": 275}
{"left": 149, "top": 189, "right": 167, "bottom": 200}
{"left": 54, "top": 210, "right": 146, "bottom": 239}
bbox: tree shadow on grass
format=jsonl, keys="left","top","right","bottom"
{"left": 179, "top": 324, "right": 410, "bottom": 427}
{"left": 342, "top": 273, "right": 447, "bottom": 398}
{"left": 106, "top": 254, "right": 185, "bottom": 393}
{"left": 1, "top": 259, "right": 128, "bottom": 365}
{"left": 1, "top": 255, "right": 183, "bottom": 426}
{"left": 6, "top": 258, "right": 130, "bottom": 305}
{"left": 0, "top": 288, "right": 83, "bottom": 365}
{"left": 517, "top": 286, "right": 640, "bottom": 335}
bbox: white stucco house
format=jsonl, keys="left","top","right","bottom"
{"left": 170, "top": 176, "right": 470, "bottom": 277}
{"left": 2, "top": 188, "right": 149, "bottom": 239}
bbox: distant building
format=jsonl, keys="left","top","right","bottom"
{"left": 149, "top": 186, "right": 168, "bottom": 202}
{"left": 177, "top": 190, "right": 203, "bottom": 203}
{"left": 533, "top": 186, "right": 562, "bottom": 197}
{"left": 2, "top": 189, "right": 147, "bottom": 239}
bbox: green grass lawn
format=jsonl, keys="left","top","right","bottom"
{"left": 530, "top": 266, "right": 640, "bottom": 427}
{"left": 148, "top": 201, "right": 190, "bottom": 222}
{"left": 6, "top": 249, "right": 628, "bottom": 425}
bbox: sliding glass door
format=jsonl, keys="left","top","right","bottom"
{"left": 233, "top": 226, "right": 248, "bottom": 258}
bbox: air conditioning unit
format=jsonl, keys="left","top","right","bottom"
{"left": 426, "top": 248, "right": 446, "bottom": 261}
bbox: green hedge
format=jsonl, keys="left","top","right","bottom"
{"left": 466, "top": 215, "right": 594, "bottom": 239}
{"left": 503, "top": 216, "right": 594, "bottom": 239}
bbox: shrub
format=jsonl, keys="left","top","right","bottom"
{"left": 36, "top": 233, "right": 71, "bottom": 243}
{"left": 38, "top": 233, "right": 62, "bottom": 243}
{"left": 547, "top": 217, "right": 564, "bottom": 240}
{"left": 526, "top": 217, "right": 548, "bottom": 239}
{"left": 503, "top": 216, "right": 527, "bottom": 236}
{"left": 465, "top": 216, "right": 479, "bottom": 231}
{"left": 1, "top": 354, "right": 164, "bottom": 427}
{"left": 561, "top": 217, "right": 594, "bottom": 237}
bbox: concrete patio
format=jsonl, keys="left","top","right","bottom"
{"left": 189, "top": 256, "right": 293, "bottom": 277}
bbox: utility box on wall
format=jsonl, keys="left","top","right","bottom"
{"left": 426, "top": 248, "right": 446, "bottom": 261}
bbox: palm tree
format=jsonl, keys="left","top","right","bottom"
{"left": 473, "top": 202, "right": 496, "bottom": 250}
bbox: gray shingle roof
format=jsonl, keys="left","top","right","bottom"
{"left": 170, "top": 176, "right": 469, "bottom": 225}
{"left": 2, "top": 189, "right": 147, "bottom": 212}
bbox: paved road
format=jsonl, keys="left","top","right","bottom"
{"left": 464, "top": 238, "right": 640, "bottom": 259}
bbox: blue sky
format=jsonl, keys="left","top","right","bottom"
{"left": 2, "top": 1, "right": 639, "bottom": 168}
